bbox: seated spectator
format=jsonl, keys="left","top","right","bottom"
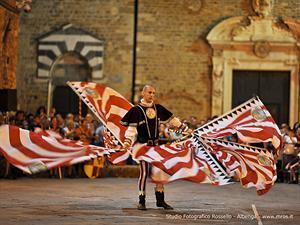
{"left": 62, "top": 121, "right": 77, "bottom": 140}
{"left": 189, "top": 116, "right": 198, "bottom": 130}
{"left": 281, "top": 123, "right": 297, "bottom": 144}
{"left": 29, "top": 115, "right": 41, "bottom": 131}
{"left": 36, "top": 106, "right": 47, "bottom": 120}
{"left": 293, "top": 122, "right": 300, "bottom": 132}
{"left": 40, "top": 117, "right": 50, "bottom": 130}
{"left": 75, "top": 119, "right": 93, "bottom": 144}
{"left": 14, "top": 110, "right": 29, "bottom": 129}
{"left": 8, "top": 112, "right": 16, "bottom": 125}
{"left": 55, "top": 114, "right": 65, "bottom": 133}
{"left": 64, "top": 113, "right": 79, "bottom": 129}
{"left": 49, "top": 107, "right": 56, "bottom": 119}
{"left": 74, "top": 114, "right": 81, "bottom": 125}
{"left": 26, "top": 113, "right": 34, "bottom": 129}
{"left": 93, "top": 122, "right": 105, "bottom": 147}
{"left": 197, "top": 119, "right": 206, "bottom": 128}
{"left": 281, "top": 123, "right": 298, "bottom": 183}
{"left": 85, "top": 113, "right": 95, "bottom": 135}
{"left": 158, "top": 123, "right": 170, "bottom": 144}
{"left": 49, "top": 116, "right": 62, "bottom": 134}
{"left": 285, "top": 153, "right": 299, "bottom": 184}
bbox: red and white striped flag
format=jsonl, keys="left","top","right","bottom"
{"left": 0, "top": 125, "right": 112, "bottom": 174}
{"left": 103, "top": 131, "right": 129, "bottom": 165}
{"left": 34, "top": 127, "right": 63, "bottom": 140}
{"left": 67, "top": 82, "right": 278, "bottom": 194}
{"left": 67, "top": 81, "right": 132, "bottom": 163}
{"left": 194, "top": 96, "right": 282, "bottom": 154}
{"left": 67, "top": 81, "right": 133, "bottom": 144}
{"left": 204, "top": 137, "right": 276, "bottom": 195}
{"left": 131, "top": 139, "right": 231, "bottom": 185}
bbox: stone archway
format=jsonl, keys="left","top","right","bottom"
{"left": 37, "top": 23, "right": 104, "bottom": 80}
{"left": 51, "top": 52, "right": 90, "bottom": 116}
{"left": 207, "top": 14, "right": 300, "bottom": 125}
{"left": 36, "top": 24, "right": 105, "bottom": 115}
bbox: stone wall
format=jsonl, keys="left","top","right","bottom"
{"left": 0, "top": 0, "right": 19, "bottom": 89}
{"left": 134, "top": 0, "right": 299, "bottom": 119}
{"left": 17, "top": 0, "right": 134, "bottom": 112}
{"left": 16, "top": 0, "right": 300, "bottom": 119}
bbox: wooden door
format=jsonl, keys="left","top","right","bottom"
{"left": 232, "top": 70, "right": 290, "bottom": 124}
{"left": 52, "top": 86, "right": 87, "bottom": 117}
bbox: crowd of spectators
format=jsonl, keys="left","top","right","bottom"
{"left": 0, "top": 106, "right": 105, "bottom": 178}
{"left": 0, "top": 107, "right": 299, "bottom": 183}
{"left": 278, "top": 122, "right": 300, "bottom": 184}
{"left": 0, "top": 107, "right": 105, "bottom": 147}
{"left": 0, "top": 108, "right": 217, "bottom": 178}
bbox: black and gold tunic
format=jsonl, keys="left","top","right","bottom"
{"left": 120, "top": 104, "right": 172, "bottom": 146}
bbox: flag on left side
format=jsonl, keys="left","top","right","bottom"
{"left": 0, "top": 125, "right": 112, "bottom": 174}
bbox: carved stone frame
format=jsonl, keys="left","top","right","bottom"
{"left": 207, "top": 16, "right": 300, "bottom": 125}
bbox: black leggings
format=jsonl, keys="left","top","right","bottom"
{"left": 138, "top": 161, "right": 149, "bottom": 195}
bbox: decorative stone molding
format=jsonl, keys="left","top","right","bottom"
{"left": 208, "top": 16, "right": 296, "bottom": 43}
{"left": 253, "top": 41, "right": 270, "bottom": 58}
{"left": 284, "top": 59, "right": 298, "bottom": 66}
{"left": 207, "top": 15, "right": 300, "bottom": 125}
{"left": 282, "top": 18, "right": 300, "bottom": 42}
{"left": 37, "top": 24, "right": 104, "bottom": 80}
{"left": 227, "top": 57, "right": 240, "bottom": 66}
{"left": 251, "top": 0, "right": 273, "bottom": 18}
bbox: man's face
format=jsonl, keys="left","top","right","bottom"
{"left": 142, "top": 86, "right": 155, "bottom": 103}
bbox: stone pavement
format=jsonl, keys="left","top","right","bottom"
{"left": 0, "top": 178, "right": 299, "bottom": 225}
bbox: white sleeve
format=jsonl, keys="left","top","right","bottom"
{"left": 124, "top": 126, "right": 137, "bottom": 146}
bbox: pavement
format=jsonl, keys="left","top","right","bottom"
{"left": 0, "top": 178, "right": 299, "bottom": 225}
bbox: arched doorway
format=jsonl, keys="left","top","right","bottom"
{"left": 37, "top": 23, "right": 105, "bottom": 117}
{"left": 51, "top": 52, "right": 91, "bottom": 117}
{"left": 207, "top": 15, "right": 300, "bottom": 126}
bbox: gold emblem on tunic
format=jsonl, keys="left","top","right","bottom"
{"left": 146, "top": 108, "right": 156, "bottom": 119}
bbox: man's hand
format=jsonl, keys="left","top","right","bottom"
{"left": 177, "top": 123, "right": 191, "bottom": 135}
{"left": 121, "top": 139, "right": 132, "bottom": 151}
{"left": 183, "top": 127, "right": 193, "bottom": 136}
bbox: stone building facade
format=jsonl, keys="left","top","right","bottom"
{"left": 0, "top": 0, "right": 19, "bottom": 110}
{"left": 15, "top": 0, "right": 300, "bottom": 125}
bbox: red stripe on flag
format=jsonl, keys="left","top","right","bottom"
{"left": 9, "top": 126, "right": 48, "bottom": 158}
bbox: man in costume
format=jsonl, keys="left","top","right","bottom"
{"left": 120, "top": 85, "right": 187, "bottom": 210}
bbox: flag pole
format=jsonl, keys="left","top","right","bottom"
{"left": 66, "top": 82, "right": 125, "bottom": 146}
{"left": 78, "top": 96, "right": 82, "bottom": 123}
{"left": 46, "top": 78, "right": 52, "bottom": 117}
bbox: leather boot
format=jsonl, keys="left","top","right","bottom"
{"left": 155, "top": 191, "right": 173, "bottom": 210}
{"left": 137, "top": 194, "right": 147, "bottom": 210}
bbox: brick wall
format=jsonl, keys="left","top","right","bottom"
{"left": 16, "top": 0, "right": 299, "bottom": 119}
{"left": 0, "top": 1, "right": 19, "bottom": 89}
{"left": 17, "top": 0, "right": 134, "bottom": 112}
{"left": 135, "top": 0, "right": 299, "bottom": 120}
